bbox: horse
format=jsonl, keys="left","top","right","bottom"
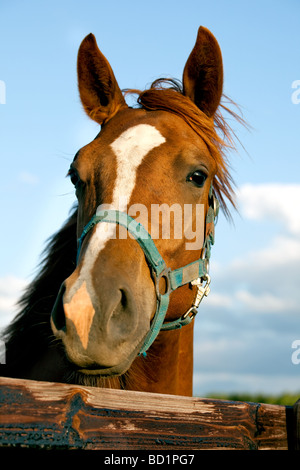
{"left": 2, "top": 26, "right": 239, "bottom": 396}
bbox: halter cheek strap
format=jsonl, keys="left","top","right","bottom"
{"left": 76, "top": 188, "right": 219, "bottom": 355}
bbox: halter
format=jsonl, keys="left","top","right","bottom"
{"left": 76, "top": 186, "right": 219, "bottom": 356}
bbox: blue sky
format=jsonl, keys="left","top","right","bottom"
{"left": 1, "top": 0, "right": 300, "bottom": 396}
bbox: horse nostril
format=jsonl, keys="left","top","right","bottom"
{"left": 120, "top": 289, "right": 128, "bottom": 308}
{"left": 51, "top": 283, "right": 66, "bottom": 332}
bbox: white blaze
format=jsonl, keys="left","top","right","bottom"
{"left": 110, "top": 123, "right": 165, "bottom": 210}
{"left": 66, "top": 124, "right": 165, "bottom": 303}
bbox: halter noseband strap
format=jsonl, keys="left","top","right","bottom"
{"left": 76, "top": 187, "right": 219, "bottom": 355}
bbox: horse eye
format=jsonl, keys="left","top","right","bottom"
{"left": 187, "top": 170, "right": 207, "bottom": 188}
{"left": 67, "top": 168, "right": 81, "bottom": 188}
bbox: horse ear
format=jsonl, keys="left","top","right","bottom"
{"left": 77, "top": 34, "right": 127, "bottom": 125}
{"left": 183, "top": 27, "right": 223, "bottom": 117}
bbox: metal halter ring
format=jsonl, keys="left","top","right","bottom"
{"left": 182, "top": 275, "right": 211, "bottom": 321}
{"left": 153, "top": 266, "right": 172, "bottom": 298}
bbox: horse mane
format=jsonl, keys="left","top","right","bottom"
{"left": 125, "top": 78, "right": 245, "bottom": 218}
{"left": 2, "top": 207, "right": 78, "bottom": 377}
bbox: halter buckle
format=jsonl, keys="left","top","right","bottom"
{"left": 182, "top": 275, "right": 211, "bottom": 321}
{"left": 152, "top": 266, "right": 172, "bottom": 298}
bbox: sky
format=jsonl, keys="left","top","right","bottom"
{"left": 0, "top": 0, "right": 300, "bottom": 397}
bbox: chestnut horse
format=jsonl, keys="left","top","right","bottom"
{"left": 2, "top": 27, "right": 237, "bottom": 396}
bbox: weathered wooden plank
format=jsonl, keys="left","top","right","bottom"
{"left": 0, "top": 376, "right": 290, "bottom": 450}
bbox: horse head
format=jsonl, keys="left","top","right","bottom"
{"left": 50, "top": 27, "right": 232, "bottom": 384}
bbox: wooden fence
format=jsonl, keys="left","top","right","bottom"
{"left": 0, "top": 376, "right": 299, "bottom": 450}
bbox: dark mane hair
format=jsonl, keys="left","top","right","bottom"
{"left": 125, "top": 78, "right": 245, "bottom": 218}
{"left": 2, "top": 208, "right": 78, "bottom": 378}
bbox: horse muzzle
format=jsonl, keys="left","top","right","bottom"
{"left": 50, "top": 269, "right": 154, "bottom": 375}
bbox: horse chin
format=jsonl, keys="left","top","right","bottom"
{"left": 76, "top": 353, "right": 136, "bottom": 378}
{"left": 65, "top": 333, "right": 146, "bottom": 380}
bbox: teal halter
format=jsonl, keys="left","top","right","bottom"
{"left": 76, "top": 188, "right": 219, "bottom": 356}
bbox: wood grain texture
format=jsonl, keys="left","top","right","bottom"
{"left": 0, "top": 376, "right": 292, "bottom": 450}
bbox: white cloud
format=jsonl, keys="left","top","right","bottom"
{"left": 205, "top": 286, "right": 298, "bottom": 315}
{"left": 193, "top": 183, "right": 300, "bottom": 396}
{"left": 205, "top": 292, "right": 233, "bottom": 308}
{"left": 230, "top": 234, "right": 300, "bottom": 284}
{"left": 0, "top": 276, "right": 27, "bottom": 331}
{"left": 238, "top": 183, "right": 300, "bottom": 235}
{"left": 0, "top": 276, "right": 26, "bottom": 295}
{"left": 235, "top": 290, "right": 298, "bottom": 313}
{"left": 207, "top": 233, "right": 300, "bottom": 316}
